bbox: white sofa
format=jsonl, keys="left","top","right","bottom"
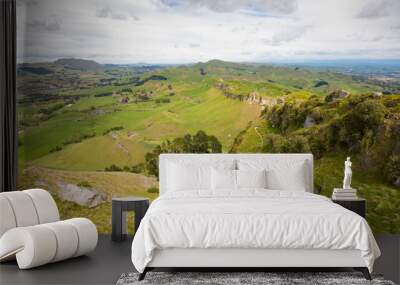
{"left": 0, "top": 189, "right": 98, "bottom": 269}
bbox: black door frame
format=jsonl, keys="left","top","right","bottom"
{"left": 0, "top": 0, "right": 17, "bottom": 192}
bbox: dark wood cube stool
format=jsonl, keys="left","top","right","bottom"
{"left": 112, "top": 197, "right": 150, "bottom": 242}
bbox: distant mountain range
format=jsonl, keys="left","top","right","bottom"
{"left": 266, "top": 59, "right": 400, "bottom": 78}
{"left": 54, "top": 58, "right": 103, "bottom": 70}
{"left": 17, "top": 57, "right": 400, "bottom": 79}
{"left": 17, "top": 58, "right": 104, "bottom": 75}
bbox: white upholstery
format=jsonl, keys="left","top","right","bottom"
{"left": 1, "top": 191, "right": 40, "bottom": 227}
{"left": 0, "top": 197, "right": 17, "bottom": 237}
{"left": 0, "top": 189, "right": 98, "bottom": 269}
{"left": 42, "top": 221, "right": 79, "bottom": 262}
{"left": 64, "top": 218, "right": 98, "bottom": 257}
{"left": 0, "top": 226, "right": 57, "bottom": 268}
{"left": 159, "top": 154, "right": 314, "bottom": 195}
{"left": 25, "top": 189, "right": 60, "bottom": 224}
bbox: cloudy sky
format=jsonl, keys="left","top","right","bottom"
{"left": 17, "top": 0, "right": 400, "bottom": 64}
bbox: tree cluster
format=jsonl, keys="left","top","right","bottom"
{"left": 145, "top": 130, "right": 222, "bottom": 178}
{"left": 262, "top": 93, "right": 400, "bottom": 187}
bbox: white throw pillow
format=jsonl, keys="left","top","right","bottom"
{"left": 236, "top": 169, "right": 267, "bottom": 189}
{"left": 167, "top": 162, "right": 211, "bottom": 191}
{"left": 238, "top": 159, "right": 308, "bottom": 191}
{"left": 211, "top": 168, "right": 237, "bottom": 191}
{"left": 165, "top": 158, "right": 236, "bottom": 193}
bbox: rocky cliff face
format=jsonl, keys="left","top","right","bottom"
{"left": 215, "top": 82, "right": 284, "bottom": 110}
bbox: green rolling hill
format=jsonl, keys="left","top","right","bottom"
{"left": 17, "top": 59, "right": 400, "bottom": 233}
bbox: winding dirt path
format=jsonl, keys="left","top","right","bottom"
{"left": 254, "top": 126, "right": 264, "bottom": 146}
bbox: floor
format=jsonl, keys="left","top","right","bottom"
{"left": 0, "top": 234, "right": 399, "bottom": 285}
{"left": 0, "top": 235, "right": 134, "bottom": 285}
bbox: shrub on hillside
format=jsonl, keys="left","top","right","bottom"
{"left": 147, "top": 187, "right": 159, "bottom": 194}
{"left": 261, "top": 93, "right": 398, "bottom": 185}
{"left": 94, "top": 92, "right": 113, "bottom": 97}
{"left": 104, "top": 164, "right": 123, "bottom": 171}
{"left": 308, "top": 135, "right": 327, "bottom": 159}
{"left": 384, "top": 155, "right": 400, "bottom": 187}
{"left": 346, "top": 99, "right": 386, "bottom": 133}
{"left": 314, "top": 80, "right": 329, "bottom": 88}
{"left": 63, "top": 132, "right": 96, "bottom": 145}
{"left": 39, "top": 102, "right": 66, "bottom": 115}
{"left": 77, "top": 181, "right": 92, "bottom": 188}
{"left": 266, "top": 101, "right": 309, "bottom": 133}
{"left": 103, "top": 126, "right": 124, "bottom": 135}
{"left": 144, "top": 130, "right": 222, "bottom": 178}
{"left": 338, "top": 99, "right": 386, "bottom": 150}
{"left": 281, "top": 136, "right": 310, "bottom": 153}
{"left": 155, "top": 98, "right": 170, "bottom": 104}
{"left": 130, "top": 163, "right": 145, "bottom": 174}
{"left": 49, "top": 145, "right": 63, "bottom": 153}
{"left": 262, "top": 134, "right": 310, "bottom": 153}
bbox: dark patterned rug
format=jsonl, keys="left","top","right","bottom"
{"left": 116, "top": 272, "right": 396, "bottom": 285}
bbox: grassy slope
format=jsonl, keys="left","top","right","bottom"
{"left": 18, "top": 166, "right": 158, "bottom": 233}
{"left": 20, "top": 61, "right": 375, "bottom": 166}
{"left": 28, "top": 86, "right": 259, "bottom": 170}
{"left": 232, "top": 114, "right": 400, "bottom": 234}
{"left": 315, "top": 155, "right": 400, "bottom": 233}
{"left": 18, "top": 60, "right": 397, "bottom": 233}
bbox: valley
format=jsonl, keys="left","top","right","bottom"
{"left": 17, "top": 58, "right": 400, "bottom": 233}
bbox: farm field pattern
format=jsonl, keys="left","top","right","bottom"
{"left": 17, "top": 59, "right": 400, "bottom": 233}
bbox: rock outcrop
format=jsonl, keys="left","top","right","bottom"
{"left": 394, "top": 177, "right": 400, "bottom": 188}
{"left": 373, "top": 91, "right": 383, "bottom": 98}
{"left": 215, "top": 82, "right": 284, "bottom": 110}
{"left": 304, "top": 115, "right": 316, "bottom": 128}
{"left": 325, "top": 89, "right": 350, "bottom": 102}
{"left": 57, "top": 182, "right": 107, "bottom": 208}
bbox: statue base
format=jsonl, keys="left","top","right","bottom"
{"left": 332, "top": 188, "right": 358, "bottom": 200}
{"left": 334, "top": 188, "right": 357, "bottom": 192}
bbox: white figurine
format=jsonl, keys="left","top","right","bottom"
{"left": 343, "top": 157, "right": 352, "bottom": 190}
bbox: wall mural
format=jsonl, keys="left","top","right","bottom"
{"left": 16, "top": 0, "right": 400, "bottom": 233}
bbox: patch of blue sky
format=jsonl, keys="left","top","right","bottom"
{"left": 160, "top": 0, "right": 183, "bottom": 8}
{"left": 239, "top": 8, "right": 285, "bottom": 18}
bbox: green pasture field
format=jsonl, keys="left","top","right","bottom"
{"left": 17, "top": 59, "right": 399, "bottom": 233}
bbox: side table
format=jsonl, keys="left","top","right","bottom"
{"left": 332, "top": 198, "right": 366, "bottom": 218}
{"left": 112, "top": 197, "right": 150, "bottom": 242}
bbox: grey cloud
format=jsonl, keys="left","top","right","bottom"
{"left": 130, "top": 14, "right": 140, "bottom": 21}
{"left": 27, "top": 16, "right": 61, "bottom": 32}
{"left": 96, "top": 7, "right": 111, "bottom": 18}
{"left": 356, "top": 0, "right": 398, "bottom": 19}
{"left": 96, "top": 6, "right": 133, "bottom": 21}
{"left": 17, "top": 0, "right": 400, "bottom": 63}
{"left": 17, "top": 0, "right": 38, "bottom": 7}
{"left": 264, "top": 25, "right": 310, "bottom": 46}
{"left": 348, "top": 33, "right": 385, "bottom": 42}
{"left": 161, "top": 0, "right": 297, "bottom": 15}
{"left": 111, "top": 13, "right": 128, "bottom": 20}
